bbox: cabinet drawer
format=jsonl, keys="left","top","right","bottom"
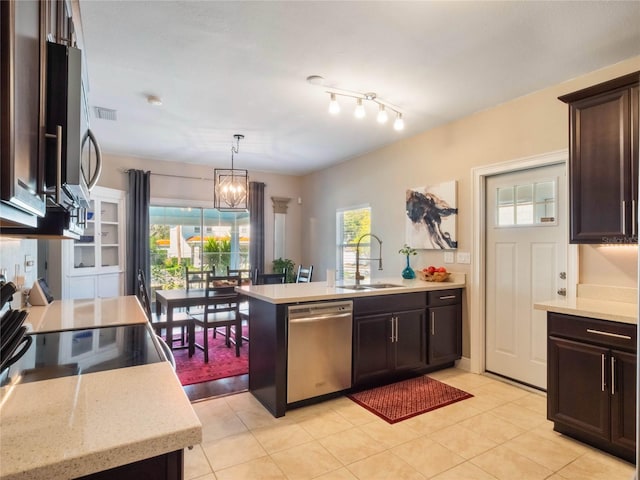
{"left": 548, "top": 313, "right": 636, "bottom": 352}
{"left": 353, "top": 292, "right": 426, "bottom": 316}
{"left": 427, "top": 289, "right": 461, "bottom": 306}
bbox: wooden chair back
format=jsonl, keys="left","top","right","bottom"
{"left": 296, "top": 265, "right": 313, "bottom": 283}
{"left": 185, "top": 266, "right": 215, "bottom": 291}
{"left": 226, "top": 267, "right": 252, "bottom": 285}
{"left": 253, "top": 269, "right": 287, "bottom": 285}
{"left": 136, "top": 269, "right": 152, "bottom": 319}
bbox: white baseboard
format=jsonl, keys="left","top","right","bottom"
{"left": 455, "top": 356, "right": 471, "bottom": 372}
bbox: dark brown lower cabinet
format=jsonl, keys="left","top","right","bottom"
{"left": 353, "top": 308, "right": 426, "bottom": 386}
{"left": 547, "top": 313, "right": 636, "bottom": 463}
{"left": 74, "top": 450, "right": 183, "bottom": 480}
{"left": 352, "top": 290, "right": 463, "bottom": 388}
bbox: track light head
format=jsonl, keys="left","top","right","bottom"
{"left": 328, "top": 93, "right": 340, "bottom": 115}
{"left": 354, "top": 98, "right": 366, "bottom": 119}
{"left": 393, "top": 112, "right": 404, "bottom": 131}
{"left": 377, "top": 104, "right": 388, "bottom": 124}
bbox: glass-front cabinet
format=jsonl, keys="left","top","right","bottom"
{"left": 47, "top": 187, "right": 126, "bottom": 300}
{"left": 74, "top": 192, "right": 123, "bottom": 271}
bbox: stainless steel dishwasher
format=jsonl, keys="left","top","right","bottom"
{"left": 287, "top": 300, "right": 353, "bottom": 403}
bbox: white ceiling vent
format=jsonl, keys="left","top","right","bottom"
{"left": 93, "top": 106, "right": 117, "bottom": 121}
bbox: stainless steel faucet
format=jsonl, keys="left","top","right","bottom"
{"left": 355, "top": 233, "right": 383, "bottom": 286}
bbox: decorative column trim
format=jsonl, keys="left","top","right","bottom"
{"left": 271, "top": 197, "right": 291, "bottom": 214}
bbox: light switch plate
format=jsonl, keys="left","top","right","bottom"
{"left": 24, "top": 255, "right": 34, "bottom": 272}
{"left": 457, "top": 251, "right": 471, "bottom": 264}
{"left": 443, "top": 252, "right": 454, "bottom": 263}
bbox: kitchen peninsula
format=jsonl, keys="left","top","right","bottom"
{"left": 0, "top": 296, "right": 202, "bottom": 480}
{"left": 238, "top": 275, "right": 466, "bottom": 418}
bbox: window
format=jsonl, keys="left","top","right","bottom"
{"left": 336, "top": 206, "right": 371, "bottom": 281}
{"left": 149, "top": 206, "right": 249, "bottom": 290}
{"left": 496, "top": 180, "right": 557, "bottom": 227}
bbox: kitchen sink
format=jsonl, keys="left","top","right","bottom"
{"left": 337, "top": 283, "right": 403, "bottom": 290}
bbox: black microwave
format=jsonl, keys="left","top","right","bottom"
{"left": 45, "top": 41, "right": 101, "bottom": 210}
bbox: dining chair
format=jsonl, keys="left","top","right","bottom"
{"left": 226, "top": 266, "right": 251, "bottom": 343}
{"left": 295, "top": 265, "right": 313, "bottom": 283}
{"left": 252, "top": 269, "right": 287, "bottom": 285}
{"left": 192, "top": 273, "right": 242, "bottom": 362}
{"left": 226, "top": 266, "right": 251, "bottom": 285}
{"left": 185, "top": 266, "right": 215, "bottom": 291}
{"left": 136, "top": 269, "right": 195, "bottom": 357}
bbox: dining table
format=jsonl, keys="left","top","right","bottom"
{"left": 154, "top": 287, "right": 240, "bottom": 349}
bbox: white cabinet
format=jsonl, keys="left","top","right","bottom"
{"left": 47, "top": 187, "right": 126, "bottom": 300}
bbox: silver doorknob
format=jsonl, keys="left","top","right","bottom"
{"left": 559, "top": 272, "right": 566, "bottom": 280}
{"left": 557, "top": 288, "right": 567, "bottom": 296}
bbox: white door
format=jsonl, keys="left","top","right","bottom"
{"left": 485, "top": 163, "right": 567, "bottom": 389}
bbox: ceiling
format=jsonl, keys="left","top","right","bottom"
{"left": 78, "top": 1, "right": 640, "bottom": 176}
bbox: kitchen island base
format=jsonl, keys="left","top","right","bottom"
{"left": 245, "top": 283, "right": 464, "bottom": 418}
{"left": 75, "top": 450, "right": 184, "bottom": 480}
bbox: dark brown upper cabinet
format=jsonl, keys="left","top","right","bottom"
{"left": 559, "top": 72, "right": 639, "bottom": 244}
{"left": 0, "top": 0, "right": 48, "bottom": 226}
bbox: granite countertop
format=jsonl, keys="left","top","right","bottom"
{"left": 237, "top": 274, "right": 466, "bottom": 304}
{"left": 26, "top": 295, "right": 148, "bottom": 333}
{"left": 534, "top": 297, "right": 637, "bottom": 325}
{"left": 0, "top": 296, "right": 202, "bottom": 480}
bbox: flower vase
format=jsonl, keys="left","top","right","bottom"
{"left": 401, "top": 255, "right": 416, "bottom": 279}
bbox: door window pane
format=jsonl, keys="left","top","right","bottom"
{"left": 496, "top": 180, "right": 557, "bottom": 227}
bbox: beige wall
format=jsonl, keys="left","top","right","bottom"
{"left": 97, "top": 153, "right": 304, "bottom": 270}
{"left": 301, "top": 56, "right": 640, "bottom": 358}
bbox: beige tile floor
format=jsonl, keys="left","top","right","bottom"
{"left": 184, "top": 368, "right": 636, "bottom": 480}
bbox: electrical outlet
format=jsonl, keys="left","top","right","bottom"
{"left": 456, "top": 251, "right": 471, "bottom": 264}
{"left": 443, "top": 252, "right": 454, "bottom": 263}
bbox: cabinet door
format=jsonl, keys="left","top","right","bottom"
{"left": 353, "top": 313, "right": 393, "bottom": 385}
{"left": 0, "top": 0, "right": 47, "bottom": 221}
{"left": 610, "top": 349, "right": 637, "bottom": 453}
{"left": 427, "top": 304, "right": 462, "bottom": 365}
{"left": 394, "top": 309, "right": 426, "bottom": 371}
{"left": 568, "top": 88, "right": 632, "bottom": 243}
{"left": 631, "top": 84, "right": 639, "bottom": 238}
{"left": 547, "top": 336, "right": 609, "bottom": 440}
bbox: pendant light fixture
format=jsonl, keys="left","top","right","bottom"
{"left": 214, "top": 134, "right": 249, "bottom": 211}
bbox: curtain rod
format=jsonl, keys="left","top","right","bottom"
{"left": 120, "top": 168, "right": 214, "bottom": 181}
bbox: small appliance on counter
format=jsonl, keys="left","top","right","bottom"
{"left": 0, "top": 282, "right": 32, "bottom": 375}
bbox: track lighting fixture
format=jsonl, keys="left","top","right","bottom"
{"left": 325, "top": 88, "right": 404, "bottom": 129}
{"left": 306, "top": 75, "right": 405, "bottom": 131}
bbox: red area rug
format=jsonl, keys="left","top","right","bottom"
{"left": 172, "top": 326, "right": 248, "bottom": 386}
{"left": 348, "top": 376, "right": 473, "bottom": 424}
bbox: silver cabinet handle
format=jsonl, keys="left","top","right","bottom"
{"left": 610, "top": 356, "right": 616, "bottom": 396}
{"left": 45, "top": 125, "right": 63, "bottom": 204}
{"left": 586, "top": 329, "right": 632, "bottom": 340}
{"left": 439, "top": 295, "right": 457, "bottom": 300}
{"left": 632, "top": 200, "right": 637, "bottom": 237}
{"left": 601, "top": 354, "right": 606, "bottom": 392}
{"left": 390, "top": 317, "right": 395, "bottom": 342}
{"left": 394, "top": 316, "right": 398, "bottom": 343}
{"left": 431, "top": 311, "right": 435, "bottom": 336}
{"left": 622, "top": 201, "right": 627, "bottom": 235}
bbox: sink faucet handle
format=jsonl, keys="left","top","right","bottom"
{"left": 355, "top": 272, "right": 365, "bottom": 280}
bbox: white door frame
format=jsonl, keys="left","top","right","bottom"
{"left": 469, "top": 149, "right": 578, "bottom": 375}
